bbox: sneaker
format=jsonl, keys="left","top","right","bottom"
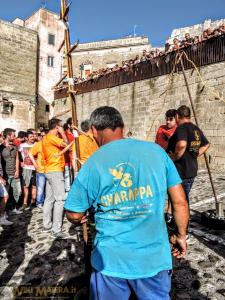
{"left": 4, "top": 212, "right": 9, "bottom": 219}
{"left": 50, "top": 231, "right": 67, "bottom": 239}
{"left": 22, "top": 204, "right": 29, "bottom": 211}
{"left": 29, "top": 202, "right": 36, "bottom": 210}
{"left": 43, "top": 227, "right": 51, "bottom": 232}
{"left": 10, "top": 208, "right": 23, "bottom": 215}
{"left": 0, "top": 216, "right": 13, "bottom": 226}
{"left": 37, "top": 204, "right": 43, "bottom": 210}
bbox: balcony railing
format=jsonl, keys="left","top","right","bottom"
{"left": 54, "top": 34, "right": 225, "bottom": 99}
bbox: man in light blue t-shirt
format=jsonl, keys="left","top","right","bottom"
{"left": 65, "top": 106, "right": 189, "bottom": 300}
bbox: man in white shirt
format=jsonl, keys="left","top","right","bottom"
{"left": 19, "top": 131, "right": 36, "bottom": 210}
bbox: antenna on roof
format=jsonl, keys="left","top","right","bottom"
{"left": 41, "top": 1, "right": 47, "bottom": 8}
{"left": 133, "top": 24, "right": 137, "bottom": 37}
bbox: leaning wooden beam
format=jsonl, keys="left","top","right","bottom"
{"left": 53, "top": 74, "right": 67, "bottom": 88}
{"left": 61, "top": 2, "right": 71, "bottom": 21}
{"left": 66, "top": 40, "right": 79, "bottom": 55}
{"left": 58, "top": 39, "right": 65, "bottom": 52}
{"left": 54, "top": 108, "right": 71, "bottom": 118}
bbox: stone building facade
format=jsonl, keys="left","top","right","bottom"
{"left": 21, "top": 8, "right": 65, "bottom": 128}
{"left": 0, "top": 8, "right": 65, "bottom": 132}
{"left": 0, "top": 20, "right": 38, "bottom": 131}
{"left": 71, "top": 36, "right": 151, "bottom": 79}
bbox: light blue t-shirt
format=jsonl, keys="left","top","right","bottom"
{"left": 65, "top": 138, "right": 181, "bottom": 279}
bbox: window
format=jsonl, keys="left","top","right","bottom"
{"left": 1, "top": 99, "right": 13, "bottom": 114}
{"left": 47, "top": 56, "right": 54, "bottom": 67}
{"left": 45, "top": 105, "right": 50, "bottom": 113}
{"left": 80, "top": 63, "right": 92, "bottom": 79}
{"left": 48, "top": 34, "right": 55, "bottom": 45}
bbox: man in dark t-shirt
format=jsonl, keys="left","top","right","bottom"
{"left": 167, "top": 105, "right": 210, "bottom": 204}
{"left": 0, "top": 128, "right": 22, "bottom": 214}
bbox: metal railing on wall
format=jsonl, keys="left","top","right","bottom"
{"left": 54, "top": 34, "right": 225, "bottom": 99}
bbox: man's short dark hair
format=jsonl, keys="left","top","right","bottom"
{"left": 81, "top": 120, "right": 90, "bottom": 132}
{"left": 18, "top": 131, "right": 26, "bottom": 139}
{"left": 177, "top": 105, "right": 191, "bottom": 118}
{"left": 66, "top": 117, "right": 73, "bottom": 126}
{"left": 90, "top": 106, "right": 124, "bottom": 131}
{"left": 3, "top": 128, "right": 15, "bottom": 138}
{"left": 165, "top": 109, "right": 177, "bottom": 118}
{"left": 48, "top": 118, "right": 62, "bottom": 130}
{"left": 27, "top": 130, "right": 33, "bottom": 137}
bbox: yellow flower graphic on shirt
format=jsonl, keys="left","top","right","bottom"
{"left": 109, "top": 163, "right": 135, "bottom": 188}
{"left": 195, "top": 130, "right": 200, "bottom": 141}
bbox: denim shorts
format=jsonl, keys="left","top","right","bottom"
{"left": 0, "top": 183, "right": 8, "bottom": 198}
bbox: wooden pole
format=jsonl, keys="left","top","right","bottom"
{"left": 180, "top": 55, "right": 218, "bottom": 207}
{"left": 60, "top": 0, "right": 88, "bottom": 243}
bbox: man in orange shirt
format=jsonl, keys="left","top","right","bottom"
{"left": 72, "top": 119, "right": 98, "bottom": 170}
{"left": 29, "top": 132, "right": 46, "bottom": 209}
{"left": 42, "top": 118, "right": 68, "bottom": 238}
{"left": 155, "top": 109, "right": 177, "bottom": 150}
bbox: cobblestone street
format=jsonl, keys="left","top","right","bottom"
{"left": 0, "top": 170, "right": 225, "bottom": 300}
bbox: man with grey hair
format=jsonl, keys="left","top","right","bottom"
{"left": 65, "top": 106, "right": 189, "bottom": 299}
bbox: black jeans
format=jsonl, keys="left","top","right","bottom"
{"left": 182, "top": 178, "right": 195, "bottom": 205}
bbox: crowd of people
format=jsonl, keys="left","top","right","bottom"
{"left": 0, "top": 104, "right": 210, "bottom": 298}
{"left": 66, "top": 23, "right": 225, "bottom": 85}
{"left": 0, "top": 118, "right": 98, "bottom": 237}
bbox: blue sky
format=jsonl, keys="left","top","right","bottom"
{"left": 1, "top": 0, "right": 224, "bottom": 46}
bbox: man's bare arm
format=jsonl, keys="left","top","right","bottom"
{"left": 28, "top": 152, "right": 38, "bottom": 170}
{"left": 198, "top": 143, "right": 210, "bottom": 156}
{"left": 171, "top": 140, "right": 187, "bottom": 161}
{"left": 169, "top": 184, "right": 189, "bottom": 237}
{"left": 58, "top": 127, "right": 69, "bottom": 145}
{"left": 14, "top": 151, "right": 20, "bottom": 178}
{"left": 168, "top": 184, "right": 189, "bottom": 258}
{"left": 55, "top": 141, "right": 74, "bottom": 157}
{"left": 66, "top": 211, "right": 85, "bottom": 224}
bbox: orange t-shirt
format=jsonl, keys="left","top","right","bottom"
{"left": 29, "top": 141, "right": 45, "bottom": 173}
{"left": 42, "top": 134, "right": 65, "bottom": 173}
{"left": 72, "top": 133, "right": 98, "bottom": 164}
{"left": 155, "top": 125, "right": 177, "bottom": 150}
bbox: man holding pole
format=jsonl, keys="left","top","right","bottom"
{"left": 65, "top": 106, "right": 189, "bottom": 299}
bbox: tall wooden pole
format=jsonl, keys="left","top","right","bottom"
{"left": 180, "top": 56, "right": 218, "bottom": 207}
{"left": 60, "top": 0, "right": 88, "bottom": 243}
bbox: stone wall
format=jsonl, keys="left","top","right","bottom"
{"left": 54, "top": 60, "right": 225, "bottom": 170}
{"left": 0, "top": 19, "right": 38, "bottom": 131}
